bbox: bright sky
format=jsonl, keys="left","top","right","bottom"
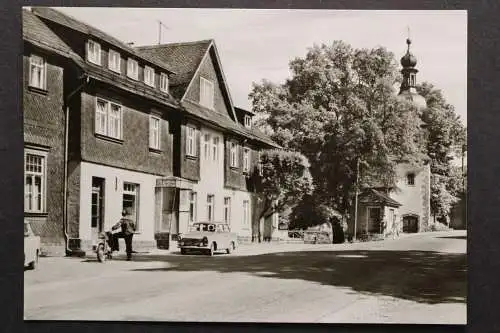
{"left": 54, "top": 8, "right": 467, "bottom": 125}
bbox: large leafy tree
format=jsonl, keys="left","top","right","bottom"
{"left": 252, "top": 149, "right": 314, "bottom": 241}
{"left": 417, "top": 82, "right": 466, "bottom": 221}
{"left": 250, "top": 41, "right": 424, "bottom": 216}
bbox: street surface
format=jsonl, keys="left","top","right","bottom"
{"left": 24, "top": 230, "right": 466, "bottom": 324}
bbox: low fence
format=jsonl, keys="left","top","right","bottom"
{"left": 287, "top": 229, "right": 333, "bottom": 244}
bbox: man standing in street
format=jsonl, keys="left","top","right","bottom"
{"left": 112, "top": 210, "right": 136, "bottom": 260}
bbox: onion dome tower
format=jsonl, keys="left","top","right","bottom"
{"left": 397, "top": 36, "right": 427, "bottom": 110}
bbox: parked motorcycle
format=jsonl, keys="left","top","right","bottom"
{"left": 93, "top": 231, "right": 114, "bottom": 262}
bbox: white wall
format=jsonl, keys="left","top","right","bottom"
{"left": 190, "top": 126, "right": 253, "bottom": 238}
{"left": 79, "top": 162, "right": 161, "bottom": 242}
{"left": 391, "top": 164, "right": 426, "bottom": 219}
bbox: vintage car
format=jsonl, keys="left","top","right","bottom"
{"left": 24, "top": 221, "right": 41, "bottom": 270}
{"left": 178, "top": 222, "right": 237, "bottom": 256}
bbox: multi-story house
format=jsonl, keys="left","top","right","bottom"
{"left": 30, "top": 7, "right": 183, "bottom": 253}
{"left": 137, "top": 40, "right": 280, "bottom": 245}
{"left": 26, "top": 7, "right": 279, "bottom": 255}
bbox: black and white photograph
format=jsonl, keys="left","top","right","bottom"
{"left": 22, "top": 7, "right": 467, "bottom": 324}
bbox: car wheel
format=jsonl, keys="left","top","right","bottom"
{"left": 28, "top": 251, "right": 39, "bottom": 270}
{"left": 226, "top": 241, "right": 235, "bottom": 254}
{"left": 96, "top": 244, "right": 106, "bottom": 263}
{"left": 208, "top": 243, "right": 215, "bottom": 256}
{"left": 180, "top": 248, "right": 187, "bottom": 255}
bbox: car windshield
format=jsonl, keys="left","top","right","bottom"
{"left": 189, "top": 223, "right": 216, "bottom": 232}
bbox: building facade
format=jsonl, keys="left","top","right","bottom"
{"left": 24, "top": 8, "right": 279, "bottom": 255}
{"left": 22, "top": 10, "right": 77, "bottom": 255}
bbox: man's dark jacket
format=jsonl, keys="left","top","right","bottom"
{"left": 112, "top": 217, "right": 136, "bottom": 235}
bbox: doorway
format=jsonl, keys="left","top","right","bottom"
{"left": 403, "top": 215, "right": 419, "bottom": 233}
{"left": 367, "top": 207, "right": 381, "bottom": 233}
{"left": 91, "top": 177, "right": 105, "bottom": 242}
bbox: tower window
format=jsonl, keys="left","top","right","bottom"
{"left": 410, "top": 73, "right": 416, "bottom": 86}
{"left": 406, "top": 173, "right": 415, "bottom": 186}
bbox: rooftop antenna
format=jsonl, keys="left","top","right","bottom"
{"left": 157, "top": 20, "right": 169, "bottom": 45}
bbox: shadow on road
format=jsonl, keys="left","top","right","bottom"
{"left": 129, "top": 250, "right": 466, "bottom": 305}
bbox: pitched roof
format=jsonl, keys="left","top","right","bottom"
{"left": 360, "top": 188, "right": 401, "bottom": 207}
{"left": 30, "top": 7, "right": 175, "bottom": 74}
{"left": 22, "top": 9, "right": 78, "bottom": 59}
{"left": 136, "top": 40, "right": 212, "bottom": 99}
{"left": 182, "top": 100, "right": 279, "bottom": 148}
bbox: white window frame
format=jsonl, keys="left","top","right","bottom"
{"left": 95, "top": 98, "right": 123, "bottom": 140}
{"left": 186, "top": 126, "right": 198, "bottom": 157}
{"left": 224, "top": 197, "right": 231, "bottom": 225}
{"left": 127, "top": 58, "right": 139, "bottom": 80}
{"left": 160, "top": 73, "right": 169, "bottom": 93}
{"left": 29, "top": 54, "right": 47, "bottom": 90}
{"left": 123, "top": 182, "right": 140, "bottom": 230}
{"left": 243, "top": 200, "right": 250, "bottom": 228}
{"left": 212, "top": 136, "right": 219, "bottom": 161}
{"left": 149, "top": 115, "right": 161, "bottom": 150}
{"left": 24, "top": 148, "right": 47, "bottom": 213}
{"left": 108, "top": 49, "right": 121, "bottom": 73}
{"left": 144, "top": 65, "right": 155, "bottom": 87}
{"left": 87, "top": 40, "right": 101, "bottom": 65}
{"left": 200, "top": 77, "right": 214, "bottom": 109}
{"left": 244, "top": 115, "right": 252, "bottom": 128}
{"left": 207, "top": 195, "right": 215, "bottom": 222}
{"left": 204, "top": 133, "right": 211, "bottom": 160}
{"left": 189, "top": 192, "right": 197, "bottom": 223}
{"left": 243, "top": 147, "right": 250, "bottom": 173}
{"left": 230, "top": 142, "right": 239, "bottom": 168}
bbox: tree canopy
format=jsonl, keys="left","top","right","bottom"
{"left": 252, "top": 149, "right": 314, "bottom": 240}
{"left": 250, "top": 41, "right": 466, "bottom": 226}
{"left": 250, "top": 41, "right": 425, "bottom": 216}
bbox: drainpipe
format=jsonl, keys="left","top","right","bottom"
{"left": 63, "top": 74, "right": 89, "bottom": 256}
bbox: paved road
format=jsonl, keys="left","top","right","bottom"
{"left": 24, "top": 230, "right": 466, "bottom": 323}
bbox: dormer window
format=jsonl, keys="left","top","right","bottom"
{"left": 87, "top": 40, "right": 101, "bottom": 65}
{"left": 127, "top": 58, "right": 138, "bottom": 80}
{"left": 406, "top": 172, "right": 415, "bottom": 186}
{"left": 244, "top": 115, "right": 252, "bottom": 128}
{"left": 144, "top": 66, "right": 155, "bottom": 87}
{"left": 160, "top": 73, "right": 169, "bottom": 93}
{"left": 108, "top": 49, "right": 121, "bottom": 73}
{"left": 200, "top": 77, "right": 214, "bottom": 109}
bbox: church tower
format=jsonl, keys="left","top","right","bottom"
{"left": 397, "top": 37, "right": 427, "bottom": 110}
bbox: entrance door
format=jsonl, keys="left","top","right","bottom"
{"left": 403, "top": 215, "right": 419, "bottom": 233}
{"left": 91, "top": 177, "right": 105, "bottom": 242}
{"left": 367, "top": 207, "right": 381, "bottom": 233}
